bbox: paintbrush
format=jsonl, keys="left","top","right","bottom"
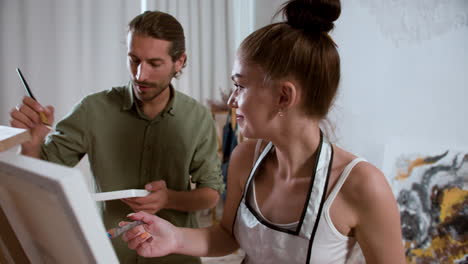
{"left": 107, "top": 221, "right": 145, "bottom": 239}
{"left": 16, "top": 68, "right": 51, "bottom": 126}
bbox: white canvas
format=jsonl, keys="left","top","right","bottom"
{"left": 0, "top": 151, "right": 118, "bottom": 263}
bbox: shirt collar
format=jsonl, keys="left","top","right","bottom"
{"left": 122, "top": 82, "right": 177, "bottom": 117}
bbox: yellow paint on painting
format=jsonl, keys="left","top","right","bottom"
{"left": 411, "top": 248, "right": 431, "bottom": 258}
{"left": 439, "top": 187, "right": 468, "bottom": 222}
{"left": 409, "top": 229, "right": 468, "bottom": 263}
{"left": 396, "top": 157, "right": 425, "bottom": 180}
{"left": 406, "top": 187, "right": 467, "bottom": 264}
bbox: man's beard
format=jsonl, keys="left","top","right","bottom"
{"left": 133, "top": 80, "right": 170, "bottom": 102}
{"left": 133, "top": 68, "right": 176, "bottom": 102}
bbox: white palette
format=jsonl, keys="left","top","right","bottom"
{"left": 93, "top": 189, "right": 150, "bottom": 201}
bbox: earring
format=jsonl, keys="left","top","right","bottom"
{"left": 278, "top": 109, "right": 284, "bottom": 117}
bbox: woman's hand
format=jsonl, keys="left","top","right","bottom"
{"left": 121, "top": 211, "right": 180, "bottom": 258}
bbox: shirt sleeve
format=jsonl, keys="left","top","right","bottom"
{"left": 40, "top": 97, "right": 89, "bottom": 167}
{"left": 189, "top": 108, "right": 225, "bottom": 195}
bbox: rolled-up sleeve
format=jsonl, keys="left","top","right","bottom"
{"left": 40, "top": 98, "right": 89, "bottom": 167}
{"left": 189, "top": 109, "right": 225, "bottom": 195}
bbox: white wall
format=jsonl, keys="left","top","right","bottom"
{"left": 0, "top": 1, "right": 251, "bottom": 187}
{"left": 0, "top": 0, "right": 141, "bottom": 188}
{"left": 254, "top": 0, "right": 468, "bottom": 169}
{"left": 0, "top": 0, "right": 140, "bottom": 126}
{"left": 2, "top": 1, "right": 467, "bottom": 172}
{"left": 253, "top": 0, "right": 285, "bottom": 28}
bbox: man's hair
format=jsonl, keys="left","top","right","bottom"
{"left": 129, "top": 11, "right": 187, "bottom": 76}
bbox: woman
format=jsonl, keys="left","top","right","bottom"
{"left": 122, "top": 0, "right": 406, "bottom": 263}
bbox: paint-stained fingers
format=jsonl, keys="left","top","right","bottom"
{"left": 122, "top": 224, "right": 146, "bottom": 243}
{"left": 127, "top": 230, "right": 152, "bottom": 250}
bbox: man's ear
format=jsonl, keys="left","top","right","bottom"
{"left": 174, "top": 53, "right": 187, "bottom": 72}
{"left": 277, "top": 81, "right": 298, "bottom": 111}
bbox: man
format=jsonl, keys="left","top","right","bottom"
{"left": 10, "top": 11, "right": 224, "bottom": 264}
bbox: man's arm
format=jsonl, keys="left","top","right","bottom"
{"left": 123, "top": 108, "right": 224, "bottom": 214}
{"left": 122, "top": 181, "right": 219, "bottom": 214}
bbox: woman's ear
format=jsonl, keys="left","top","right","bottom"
{"left": 277, "top": 81, "right": 298, "bottom": 111}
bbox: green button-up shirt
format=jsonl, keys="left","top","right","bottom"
{"left": 41, "top": 83, "right": 224, "bottom": 264}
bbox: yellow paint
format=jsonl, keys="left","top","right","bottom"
{"left": 396, "top": 157, "right": 425, "bottom": 180}
{"left": 439, "top": 187, "right": 468, "bottom": 222}
{"left": 409, "top": 236, "right": 467, "bottom": 264}
{"left": 139, "top": 232, "right": 150, "bottom": 239}
{"left": 406, "top": 187, "right": 468, "bottom": 264}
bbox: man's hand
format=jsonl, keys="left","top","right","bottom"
{"left": 122, "top": 180, "right": 170, "bottom": 214}
{"left": 9, "top": 96, "right": 55, "bottom": 157}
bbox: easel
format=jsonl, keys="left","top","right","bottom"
{"left": 0, "top": 126, "right": 30, "bottom": 263}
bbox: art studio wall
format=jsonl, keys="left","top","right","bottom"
{"left": 255, "top": 1, "right": 468, "bottom": 262}
{"left": 256, "top": 0, "right": 468, "bottom": 169}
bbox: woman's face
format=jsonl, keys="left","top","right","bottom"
{"left": 228, "top": 57, "right": 279, "bottom": 139}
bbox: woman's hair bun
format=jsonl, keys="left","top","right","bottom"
{"left": 281, "top": 0, "right": 341, "bottom": 33}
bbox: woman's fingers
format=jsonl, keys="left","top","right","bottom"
{"left": 122, "top": 223, "right": 145, "bottom": 242}
{"left": 127, "top": 230, "right": 152, "bottom": 250}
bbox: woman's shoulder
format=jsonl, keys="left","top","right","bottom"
{"left": 229, "top": 139, "right": 263, "bottom": 187}
{"left": 332, "top": 146, "right": 391, "bottom": 203}
{"left": 230, "top": 139, "right": 268, "bottom": 161}
{"left": 336, "top": 151, "right": 395, "bottom": 213}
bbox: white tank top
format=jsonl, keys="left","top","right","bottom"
{"left": 234, "top": 136, "right": 365, "bottom": 264}
{"left": 310, "top": 157, "right": 366, "bottom": 264}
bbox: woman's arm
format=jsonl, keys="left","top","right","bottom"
{"left": 122, "top": 140, "right": 257, "bottom": 258}
{"left": 346, "top": 163, "right": 406, "bottom": 264}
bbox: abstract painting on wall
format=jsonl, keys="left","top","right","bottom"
{"left": 383, "top": 140, "right": 468, "bottom": 264}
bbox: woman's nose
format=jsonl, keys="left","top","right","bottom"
{"left": 227, "top": 90, "right": 237, "bottom": 108}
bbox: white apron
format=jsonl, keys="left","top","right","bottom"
{"left": 233, "top": 133, "right": 333, "bottom": 264}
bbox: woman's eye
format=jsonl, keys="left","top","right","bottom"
{"left": 234, "top": 84, "right": 244, "bottom": 90}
